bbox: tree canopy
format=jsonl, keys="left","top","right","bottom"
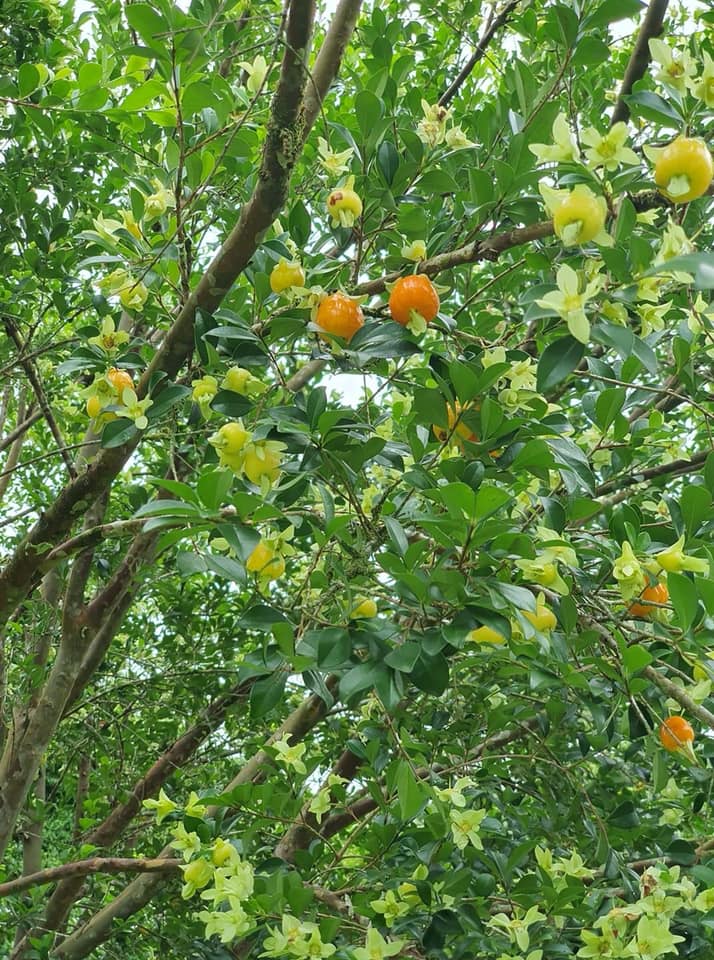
{"left": 2, "top": 0, "right": 714, "bottom": 958}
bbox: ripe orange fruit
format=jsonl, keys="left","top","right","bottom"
{"left": 315, "top": 292, "right": 364, "bottom": 342}
{"left": 389, "top": 275, "right": 440, "bottom": 327}
{"left": 659, "top": 716, "right": 694, "bottom": 752}
{"left": 628, "top": 581, "right": 669, "bottom": 619}
{"left": 654, "top": 137, "right": 713, "bottom": 203}
{"left": 107, "top": 367, "right": 134, "bottom": 395}
{"left": 433, "top": 401, "right": 478, "bottom": 445}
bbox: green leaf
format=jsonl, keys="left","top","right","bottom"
{"left": 595, "top": 387, "right": 626, "bottom": 432}
{"left": 537, "top": 336, "right": 585, "bottom": 393}
{"left": 197, "top": 469, "right": 233, "bottom": 510}
{"left": 125, "top": 3, "right": 168, "bottom": 48}
{"left": 584, "top": 0, "right": 644, "bottom": 28}
{"left": 147, "top": 384, "right": 191, "bottom": 420}
{"left": 383, "top": 516, "right": 409, "bottom": 556}
{"left": 101, "top": 419, "right": 140, "bottom": 449}
{"left": 680, "top": 485, "right": 711, "bottom": 535}
{"left": 340, "top": 662, "right": 383, "bottom": 701}
{"left": 384, "top": 641, "right": 421, "bottom": 672}
{"left": 622, "top": 644, "right": 653, "bottom": 677}
{"left": 643, "top": 253, "right": 714, "bottom": 289}
{"left": 667, "top": 572, "right": 698, "bottom": 632}
{"left": 625, "top": 90, "right": 682, "bottom": 126}
{"left": 289, "top": 200, "right": 311, "bottom": 246}
{"left": 250, "top": 671, "right": 288, "bottom": 718}
{"left": 396, "top": 761, "right": 427, "bottom": 819}
{"left": 18, "top": 63, "right": 42, "bottom": 97}
{"left": 355, "top": 90, "right": 383, "bottom": 140}
{"left": 411, "top": 653, "right": 449, "bottom": 695}
{"left": 377, "top": 140, "right": 399, "bottom": 186}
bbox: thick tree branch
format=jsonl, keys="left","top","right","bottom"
{"left": 610, "top": 0, "right": 669, "bottom": 126}
{"left": 595, "top": 449, "right": 709, "bottom": 497}
{"left": 0, "top": 858, "right": 181, "bottom": 899}
{"left": 643, "top": 667, "right": 714, "bottom": 731}
{"left": 302, "top": 0, "right": 363, "bottom": 131}
{"left": 355, "top": 222, "right": 554, "bottom": 296}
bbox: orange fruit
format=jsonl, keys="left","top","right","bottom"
{"left": 654, "top": 137, "right": 713, "bottom": 203}
{"left": 107, "top": 367, "right": 134, "bottom": 395}
{"left": 315, "top": 292, "right": 364, "bottom": 342}
{"left": 628, "top": 581, "right": 669, "bottom": 619}
{"left": 389, "top": 275, "right": 440, "bottom": 327}
{"left": 659, "top": 716, "right": 694, "bottom": 752}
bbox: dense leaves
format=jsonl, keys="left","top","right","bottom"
{"left": 1, "top": 1, "right": 714, "bottom": 959}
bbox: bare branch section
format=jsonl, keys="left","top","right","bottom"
{"left": 0, "top": 858, "right": 181, "bottom": 899}
{"left": 53, "top": 682, "right": 337, "bottom": 959}
{"left": 644, "top": 667, "right": 714, "bottom": 730}
{"left": 355, "top": 222, "right": 555, "bottom": 297}
{"left": 0, "top": 408, "right": 41, "bottom": 455}
{"left": 610, "top": 0, "right": 669, "bottom": 126}
{"left": 439, "top": 0, "right": 522, "bottom": 108}
{"left": 1, "top": 316, "right": 76, "bottom": 480}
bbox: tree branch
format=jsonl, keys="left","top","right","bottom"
{"left": 610, "top": 0, "right": 669, "bottom": 126}
{"left": 302, "top": 0, "right": 363, "bottom": 131}
{"left": 0, "top": 407, "right": 41, "bottom": 455}
{"left": 439, "top": 0, "right": 522, "bottom": 108}
{"left": 0, "top": 858, "right": 181, "bottom": 899}
{"left": 1, "top": 316, "right": 76, "bottom": 479}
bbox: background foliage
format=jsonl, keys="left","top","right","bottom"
{"left": 1, "top": 0, "right": 714, "bottom": 958}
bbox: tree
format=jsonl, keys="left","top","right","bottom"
{"left": 1, "top": 0, "right": 714, "bottom": 957}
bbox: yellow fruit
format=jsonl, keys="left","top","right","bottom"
{"left": 327, "top": 185, "right": 363, "bottom": 227}
{"left": 552, "top": 186, "right": 606, "bottom": 246}
{"left": 223, "top": 367, "right": 251, "bottom": 393}
{"left": 86, "top": 395, "right": 103, "bottom": 418}
{"left": 211, "top": 422, "right": 250, "bottom": 455}
{"left": 270, "top": 259, "right": 305, "bottom": 294}
{"left": 246, "top": 541, "right": 285, "bottom": 580}
{"left": 654, "top": 137, "right": 713, "bottom": 203}
{"left": 467, "top": 626, "right": 506, "bottom": 645}
{"left": 350, "top": 598, "right": 378, "bottom": 619}
{"left": 243, "top": 443, "right": 282, "bottom": 485}
{"left": 523, "top": 606, "right": 557, "bottom": 632}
